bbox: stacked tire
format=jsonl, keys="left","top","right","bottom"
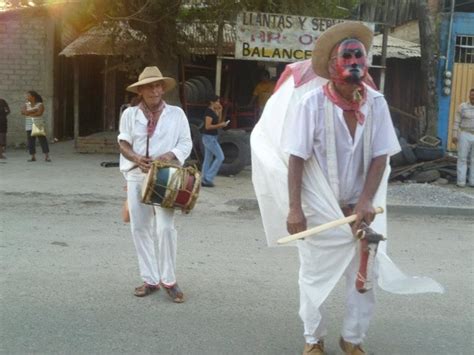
{"left": 188, "top": 126, "right": 251, "bottom": 176}
{"left": 184, "top": 76, "right": 214, "bottom": 103}
{"left": 218, "top": 130, "right": 251, "bottom": 176}
{"left": 189, "top": 122, "right": 204, "bottom": 162}
{"left": 391, "top": 135, "right": 416, "bottom": 167}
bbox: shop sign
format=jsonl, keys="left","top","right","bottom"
{"left": 235, "top": 11, "right": 346, "bottom": 62}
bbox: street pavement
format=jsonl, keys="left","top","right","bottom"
{"left": 0, "top": 142, "right": 473, "bottom": 355}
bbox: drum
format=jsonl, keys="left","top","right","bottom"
{"left": 141, "top": 161, "right": 201, "bottom": 213}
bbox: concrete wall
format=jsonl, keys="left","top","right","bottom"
{"left": 437, "top": 12, "right": 474, "bottom": 150}
{"left": 0, "top": 12, "right": 54, "bottom": 147}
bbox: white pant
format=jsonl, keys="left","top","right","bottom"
{"left": 298, "top": 243, "right": 376, "bottom": 345}
{"left": 127, "top": 179, "right": 177, "bottom": 287}
{"left": 457, "top": 131, "right": 474, "bottom": 186}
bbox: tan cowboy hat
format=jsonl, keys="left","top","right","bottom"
{"left": 126, "top": 66, "right": 176, "bottom": 93}
{"left": 312, "top": 21, "right": 373, "bottom": 80}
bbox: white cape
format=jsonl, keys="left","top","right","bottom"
{"left": 250, "top": 75, "right": 444, "bottom": 295}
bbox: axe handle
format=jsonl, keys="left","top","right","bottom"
{"left": 277, "top": 206, "right": 384, "bottom": 245}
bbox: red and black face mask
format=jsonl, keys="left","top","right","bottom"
{"left": 328, "top": 39, "right": 368, "bottom": 84}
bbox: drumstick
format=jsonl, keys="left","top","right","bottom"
{"left": 277, "top": 207, "right": 384, "bottom": 245}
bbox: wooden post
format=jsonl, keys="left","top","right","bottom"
{"left": 73, "top": 58, "right": 79, "bottom": 148}
{"left": 103, "top": 57, "right": 108, "bottom": 131}
{"left": 215, "top": 19, "right": 224, "bottom": 96}
{"left": 379, "top": 25, "right": 389, "bottom": 93}
{"left": 379, "top": 0, "right": 391, "bottom": 94}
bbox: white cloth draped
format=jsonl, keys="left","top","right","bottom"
{"left": 251, "top": 74, "right": 444, "bottom": 296}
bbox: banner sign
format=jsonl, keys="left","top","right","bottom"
{"left": 235, "top": 11, "right": 346, "bottom": 62}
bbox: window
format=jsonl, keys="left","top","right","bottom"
{"left": 454, "top": 35, "right": 474, "bottom": 63}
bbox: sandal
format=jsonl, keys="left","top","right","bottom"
{"left": 162, "top": 283, "right": 184, "bottom": 303}
{"left": 134, "top": 283, "right": 159, "bottom": 297}
{"left": 45, "top": 157, "right": 52, "bottom": 162}
{"left": 27, "top": 158, "right": 36, "bottom": 162}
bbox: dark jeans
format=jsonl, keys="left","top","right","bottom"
{"left": 26, "top": 130, "right": 49, "bottom": 155}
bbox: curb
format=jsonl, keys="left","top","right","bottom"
{"left": 387, "top": 204, "right": 474, "bottom": 217}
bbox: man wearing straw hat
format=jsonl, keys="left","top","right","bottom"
{"left": 283, "top": 22, "right": 401, "bottom": 354}
{"left": 118, "top": 66, "right": 192, "bottom": 303}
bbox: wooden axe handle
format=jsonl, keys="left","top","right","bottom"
{"left": 277, "top": 207, "right": 384, "bottom": 245}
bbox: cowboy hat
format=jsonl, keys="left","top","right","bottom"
{"left": 312, "top": 21, "right": 373, "bottom": 80}
{"left": 126, "top": 66, "right": 176, "bottom": 93}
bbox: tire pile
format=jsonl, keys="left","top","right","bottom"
{"left": 188, "top": 123, "right": 251, "bottom": 176}
{"left": 183, "top": 76, "right": 214, "bottom": 103}
{"left": 390, "top": 132, "right": 456, "bottom": 184}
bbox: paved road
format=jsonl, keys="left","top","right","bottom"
{"left": 0, "top": 143, "right": 473, "bottom": 354}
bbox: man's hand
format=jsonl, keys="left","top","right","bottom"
{"left": 452, "top": 136, "right": 458, "bottom": 145}
{"left": 351, "top": 199, "right": 375, "bottom": 235}
{"left": 156, "top": 151, "right": 176, "bottom": 162}
{"left": 287, "top": 207, "right": 307, "bottom": 235}
{"left": 136, "top": 155, "right": 152, "bottom": 173}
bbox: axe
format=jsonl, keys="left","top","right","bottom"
{"left": 277, "top": 206, "right": 384, "bottom": 244}
{"left": 277, "top": 207, "right": 385, "bottom": 294}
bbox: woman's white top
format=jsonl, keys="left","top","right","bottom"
{"left": 24, "top": 102, "right": 43, "bottom": 131}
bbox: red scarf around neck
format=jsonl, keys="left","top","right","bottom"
{"left": 139, "top": 100, "right": 166, "bottom": 137}
{"left": 323, "top": 82, "right": 367, "bottom": 124}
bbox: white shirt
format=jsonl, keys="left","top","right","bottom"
{"left": 118, "top": 104, "right": 192, "bottom": 181}
{"left": 283, "top": 85, "right": 401, "bottom": 204}
{"left": 25, "top": 102, "right": 43, "bottom": 131}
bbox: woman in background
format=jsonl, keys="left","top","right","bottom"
{"left": 20, "top": 90, "right": 51, "bottom": 162}
{"left": 201, "top": 93, "right": 228, "bottom": 187}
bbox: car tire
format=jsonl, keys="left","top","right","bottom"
{"left": 218, "top": 135, "right": 248, "bottom": 176}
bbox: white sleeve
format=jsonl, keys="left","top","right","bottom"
{"left": 117, "top": 108, "right": 133, "bottom": 144}
{"left": 171, "top": 110, "right": 192, "bottom": 165}
{"left": 371, "top": 97, "right": 401, "bottom": 158}
{"left": 282, "top": 96, "right": 316, "bottom": 160}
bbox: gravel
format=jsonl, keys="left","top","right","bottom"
{"left": 388, "top": 182, "right": 474, "bottom": 208}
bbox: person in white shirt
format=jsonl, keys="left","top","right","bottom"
{"left": 118, "top": 66, "right": 192, "bottom": 303}
{"left": 283, "top": 23, "right": 400, "bottom": 355}
{"left": 452, "top": 88, "right": 474, "bottom": 187}
{"left": 20, "top": 90, "right": 51, "bottom": 162}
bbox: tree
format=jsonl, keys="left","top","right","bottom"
{"left": 84, "top": 0, "right": 359, "bottom": 73}
{"left": 417, "top": 0, "right": 440, "bottom": 137}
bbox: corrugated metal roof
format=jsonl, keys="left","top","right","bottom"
{"left": 372, "top": 34, "right": 420, "bottom": 58}
{"left": 178, "top": 21, "right": 235, "bottom": 56}
{"left": 59, "top": 21, "right": 146, "bottom": 57}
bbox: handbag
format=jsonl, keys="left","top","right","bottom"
{"left": 31, "top": 120, "right": 46, "bottom": 137}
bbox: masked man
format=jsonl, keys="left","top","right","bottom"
{"left": 251, "top": 22, "right": 443, "bottom": 355}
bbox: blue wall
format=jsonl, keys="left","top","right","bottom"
{"left": 438, "top": 12, "right": 474, "bottom": 149}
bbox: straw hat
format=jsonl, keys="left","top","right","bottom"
{"left": 126, "top": 66, "right": 176, "bottom": 93}
{"left": 312, "top": 22, "right": 373, "bottom": 80}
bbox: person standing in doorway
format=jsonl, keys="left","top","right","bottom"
{"left": 20, "top": 90, "right": 51, "bottom": 162}
{"left": 250, "top": 69, "right": 276, "bottom": 116}
{"left": 452, "top": 88, "right": 474, "bottom": 187}
{"left": 201, "top": 93, "right": 229, "bottom": 187}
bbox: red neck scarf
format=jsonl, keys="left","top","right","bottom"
{"left": 139, "top": 100, "right": 166, "bottom": 137}
{"left": 323, "top": 82, "right": 367, "bottom": 124}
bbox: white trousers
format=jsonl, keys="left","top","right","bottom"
{"left": 298, "top": 243, "right": 376, "bottom": 345}
{"left": 457, "top": 131, "right": 474, "bottom": 187}
{"left": 127, "top": 179, "right": 177, "bottom": 287}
